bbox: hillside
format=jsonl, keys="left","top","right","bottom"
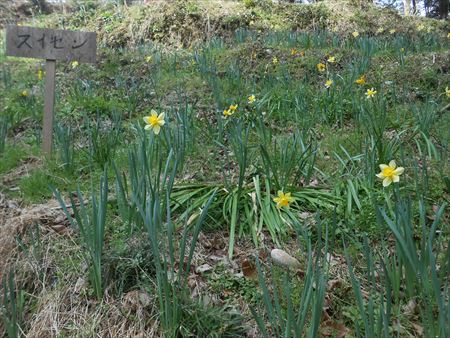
{"left": 0, "top": 1, "right": 449, "bottom": 337}
{"left": 32, "top": 0, "right": 449, "bottom": 47}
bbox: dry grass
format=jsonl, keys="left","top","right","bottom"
{"left": 27, "top": 285, "right": 159, "bottom": 337}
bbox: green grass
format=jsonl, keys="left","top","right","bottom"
{"left": 0, "top": 146, "right": 29, "bottom": 174}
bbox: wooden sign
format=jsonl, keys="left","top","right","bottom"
{"left": 6, "top": 26, "right": 96, "bottom": 63}
{"left": 5, "top": 26, "right": 97, "bottom": 155}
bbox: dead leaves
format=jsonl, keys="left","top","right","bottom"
{"left": 320, "top": 320, "right": 351, "bottom": 338}
{"left": 402, "top": 298, "right": 418, "bottom": 317}
{"left": 411, "top": 322, "right": 424, "bottom": 336}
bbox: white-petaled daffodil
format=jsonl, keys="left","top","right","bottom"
{"left": 143, "top": 110, "right": 165, "bottom": 135}
{"left": 376, "top": 160, "right": 404, "bottom": 187}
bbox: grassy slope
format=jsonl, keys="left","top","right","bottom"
{"left": 0, "top": 0, "right": 449, "bottom": 337}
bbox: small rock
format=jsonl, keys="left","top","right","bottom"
{"left": 271, "top": 249, "right": 300, "bottom": 269}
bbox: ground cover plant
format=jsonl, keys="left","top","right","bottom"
{"left": 0, "top": 0, "right": 449, "bottom": 337}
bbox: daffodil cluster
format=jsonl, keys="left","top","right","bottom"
{"left": 223, "top": 104, "right": 238, "bottom": 117}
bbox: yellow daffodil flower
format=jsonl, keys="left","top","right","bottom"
{"left": 38, "top": 69, "right": 44, "bottom": 80}
{"left": 248, "top": 95, "right": 256, "bottom": 104}
{"left": 317, "top": 63, "right": 326, "bottom": 72}
{"left": 376, "top": 160, "right": 404, "bottom": 187}
{"left": 21, "top": 90, "right": 28, "bottom": 97}
{"left": 223, "top": 109, "right": 233, "bottom": 117}
{"left": 71, "top": 61, "right": 79, "bottom": 69}
{"left": 146, "top": 56, "right": 152, "bottom": 63}
{"left": 272, "top": 57, "right": 279, "bottom": 65}
{"left": 366, "top": 88, "right": 377, "bottom": 98}
{"left": 389, "top": 28, "right": 396, "bottom": 34}
{"left": 376, "top": 27, "right": 384, "bottom": 34}
{"left": 355, "top": 75, "right": 366, "bottom": 85}
{"left": 299, "top": 51, "right": 305, "bottom": 57}
{"left": 290, "top": 48, "right": 298, "bottom": 56}
{"left": 417, "top": 24, "right": 425, "bottom": 32}
{"left": 446, "top": 86, "right": 450, "bottom": 97}
{"left": 273, "top": 191, "right": 294, "bottom": 209}
{"left": 143, "top": 110, "right": 165, "bottom": 135}
{"left": 325, "top": 79, "right": 333, "bottom": 88}
{"left": 327, "top": 56, "right": 336, "bottom": 63}
{"left": 229, "top": 104, "right": 238, "bottom": 111}
{"left": 352, "top": 31, "right": 359, "bottom": 38}
{"left": 447, "top": 32, "right": 450, "bottom": 38}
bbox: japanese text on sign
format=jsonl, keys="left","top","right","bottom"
{"left": 6, "top": 25, "right": 96, "bottom": 63}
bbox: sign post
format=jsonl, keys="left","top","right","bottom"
{"left": 5, "top": 25, "right": 97, "bottom": 155}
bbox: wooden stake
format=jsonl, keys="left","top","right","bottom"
{"left": 42, "top": 59, "right": 56, "bottom": 155}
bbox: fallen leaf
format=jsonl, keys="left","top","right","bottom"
{"left": 241, "top": 259, "right": 257, "bottom": 279}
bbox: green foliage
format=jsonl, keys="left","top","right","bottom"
{"left": 243, "top": 0, "right": 257, "bottom": 8}
{"left": 54, "top": 121, "right": 75, "bottom": 174}
{"left": 18, "top": 169, "right": 56, "bottom": 203}
{"left": 0, "top": 116, "right": 8, "bottom": 154}
{"left": 0, "top": 146, "right": 29, "bottom": 175}
{"left": 52, "top": 171, "right": 109, "bottom": 300}
{"left": 1, "top": 270, "right": 25, "bottom": 338}
{"left": 171, "top": 177, "right": 336, "bottom": 258}
{"left": 15, "top": 224, "right": 45, "bottom": 283}
{"left": 104, "top": 231, "right": 154, "bottom": 296}
{"left": 251, "top": 222, "right": 328, "bottom": 337}
{"left": 132, "top": 148, "right": 240, "bottom": 336}
{"left": 209, "top": 266, "right": 260, "bottom": 304}
{"left": 344, "top": 197, "right": 449, "bottom": 337}
{"left": 259, "top": 132, "right": 316, "bottom": 191}
{"left": 84, "top": 112, "right": 123, "bottom": 168}
{"left": 178, "top": 297, "right": 247, "bottom": 337}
